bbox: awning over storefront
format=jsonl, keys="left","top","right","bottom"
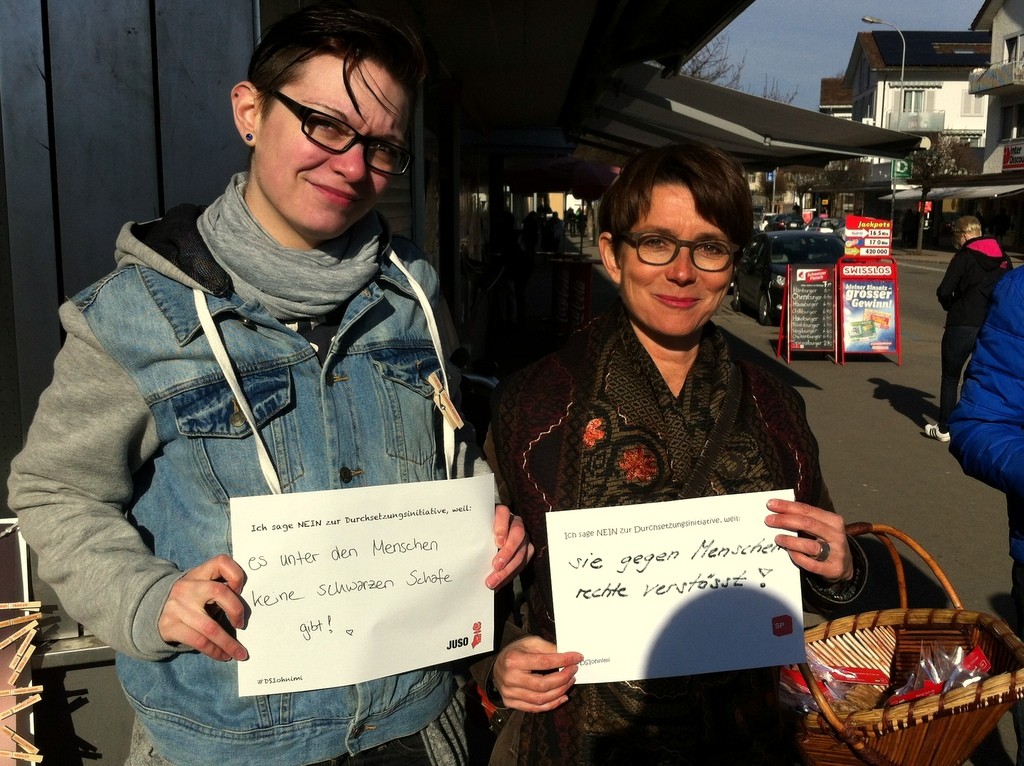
{"left": 881, "top": 184, "right": 1024, "bottom": 200}
{"left": 576, "top": 64, "right": 922, "bottom": 169}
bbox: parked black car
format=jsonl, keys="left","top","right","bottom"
{"left": 730, "top": 230, "right": 845, "bottom": 325}
{"left": 767, "top": 212, "right": 805, "bottom": 231}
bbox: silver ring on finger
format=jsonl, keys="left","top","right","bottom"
{"left": 814, "top": 540, "right": 831, "bottom": 562}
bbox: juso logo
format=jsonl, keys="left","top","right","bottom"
{"left": 446, "top": 636, "right": 469, "bottom": 650}
{"left": 448, "top": 621, "right": 485, "bottom": 650}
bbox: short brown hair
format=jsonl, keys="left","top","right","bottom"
{"left": 247, "top": 2, "right": 428, "bottom": 119}
{"left": 598, "top": 143, "right": 752, "bottom": 255}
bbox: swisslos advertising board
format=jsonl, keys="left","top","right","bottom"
{"left": 838, "top": 259, "right": 900, "bottom": 363}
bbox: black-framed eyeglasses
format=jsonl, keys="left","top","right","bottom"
{"left": 270, "top": 90, "right": 412, "bottom": 175}
{"left": 620, "top": 232, "right": 738, "bottom": 272}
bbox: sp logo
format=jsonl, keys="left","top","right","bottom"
{"left": 772, "top": 614, "right": 793, "bottom": 637}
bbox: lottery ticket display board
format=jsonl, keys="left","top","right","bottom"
{"left": 837, "top": 256, "right": 901, "bottom": 365}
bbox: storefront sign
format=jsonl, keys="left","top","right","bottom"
{"left": 1004, "top": 141, "right": 1024, "bottom": 170}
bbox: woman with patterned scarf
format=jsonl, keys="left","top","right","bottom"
{"left": 477, "top": 143, "right": 865, "bottom": 765}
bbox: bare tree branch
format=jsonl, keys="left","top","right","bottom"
{"left": 681, "top": 34, "right": 745, "bottom": 89}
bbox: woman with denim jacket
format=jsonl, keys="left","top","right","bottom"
{"left": 7, "top": 4, "right": 529, "bottom": 765}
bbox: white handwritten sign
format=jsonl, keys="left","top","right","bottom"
{"left": 546, "top": 490, "right": 804, "bottom": 684}
{"left": 229, "top": 474, "right": 496, "bottom": 696}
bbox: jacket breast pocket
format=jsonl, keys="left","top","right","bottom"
{"left": 369, "top": 347, "right": 440, "bottom": 469}
{"left": 171, "top": 366, "right": 304, "bottom": 499}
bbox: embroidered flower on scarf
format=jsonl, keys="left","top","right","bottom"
{"left": 582, "top": 418, "right": 607, "bottom": 448}
{"left": 619, "top": 445, "right": 658, "bottom": 483}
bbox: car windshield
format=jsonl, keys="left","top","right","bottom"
{"left": 768, "top": 236, "right": 844, "bottom": 264}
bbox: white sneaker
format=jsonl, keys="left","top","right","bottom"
{"left": 925, "top": 424, "right": 950, "bottom": 442}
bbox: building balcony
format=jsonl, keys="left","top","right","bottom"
{"left": 886, "top": 110, "right": 945, "bottom": 133}
{"left": 970, "top": 61, "right": 1024, "bottom": 94}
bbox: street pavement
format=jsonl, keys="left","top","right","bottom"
{"left": 480, "top": 235, "right": 1022, "bottom": 765}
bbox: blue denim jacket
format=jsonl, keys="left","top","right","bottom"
{"left": 74, "top": 242, "right": 457, "bottom": 765}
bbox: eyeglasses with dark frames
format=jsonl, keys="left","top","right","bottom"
{"left": 270, "top": 90, "right": 412, "bottom": 175}
{"left": 619, "top": 232, "right": 739, "bottom": 272}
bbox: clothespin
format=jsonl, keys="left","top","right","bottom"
{"left": 427, "top": 371, "right": 464, "bottom": 430}
{"left": 2, "top": 724, "right": 40, "bottom": 754}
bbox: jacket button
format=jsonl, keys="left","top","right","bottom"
{"left": 340, "top": 467, "right": 354, "bottom": 483}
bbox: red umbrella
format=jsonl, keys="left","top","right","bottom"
{"left": 505, "top": 156, "right": 619, "bottom": 201}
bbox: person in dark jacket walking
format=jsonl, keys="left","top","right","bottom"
{"left": 926, "top": 215, "right": 1013, "bottom": 441}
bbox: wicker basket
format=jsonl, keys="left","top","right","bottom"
{"left": 793, "top": 522, "right": 1024, "bottom": 766}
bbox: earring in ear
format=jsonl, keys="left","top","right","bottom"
{"left": 245, "top": 133, "right": 254, "bottom": 142}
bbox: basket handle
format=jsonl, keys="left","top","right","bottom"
{"left": 844, "top": 522, "right": 963, "bottom": 609}
{"left": 796, "top": 522, "right": 964, "bottom": 753}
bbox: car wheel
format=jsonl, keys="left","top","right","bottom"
{"left": 730, "top": 282, "right": 742, "bottom": 311}
{"left": 757, "top": 292, "right": 773, "bottom": 326}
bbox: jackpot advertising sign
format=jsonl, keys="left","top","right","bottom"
{"left": 843, "top": 215, "right": 892, "bottom": 257}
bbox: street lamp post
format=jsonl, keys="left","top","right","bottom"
{"left": 863, "top": 16, "right": 907, "bottom": 237}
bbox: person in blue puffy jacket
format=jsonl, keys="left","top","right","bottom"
{"left": 949, "top": 262, "right": 1024, "bottom": 766}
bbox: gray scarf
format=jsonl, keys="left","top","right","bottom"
{"left": 198, "top": 173, "right": 383, "bottom": 321}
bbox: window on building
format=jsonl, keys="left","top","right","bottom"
{"left": 1005, "top": 104, "right": 1024, "bottom": 140}
{"left": 946, "top": 132, "right": 984, "bottom": 149}
{"left": 961, "top": 91, "right": 984, "bottom": 117}
{"left": 1006, "top": 34, "right": 1024, "bottom": 63}
{"left": 903, "top": 89, "right": 925, "bottom": 113}
{"left": 1002, "top": 105, "right": 1015, "bottom": 140}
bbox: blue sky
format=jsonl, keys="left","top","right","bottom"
{"left": 714, "top": 1, "right": 982, "bottom": 111}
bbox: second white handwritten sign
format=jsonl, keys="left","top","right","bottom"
{"left": 546, "top": 490, "right": 804, "bottom": 684}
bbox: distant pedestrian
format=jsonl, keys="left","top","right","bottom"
{"left": 510, "top": 211, "right": 539, "bottom": 323}
{"left": 546, "top": 211, "right": 564, "bottom": 252}
{"left": 949, "top": 262, "right": 1024, "bottom": 766}
{"left": 901, "top": 208, "right": 918, "bottom": 247}
{"left": 926, "top": 216, "right": 1012, "bottom": 442}
{"left": 992, "top": 208, "right": 1012, "bottom": 243}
